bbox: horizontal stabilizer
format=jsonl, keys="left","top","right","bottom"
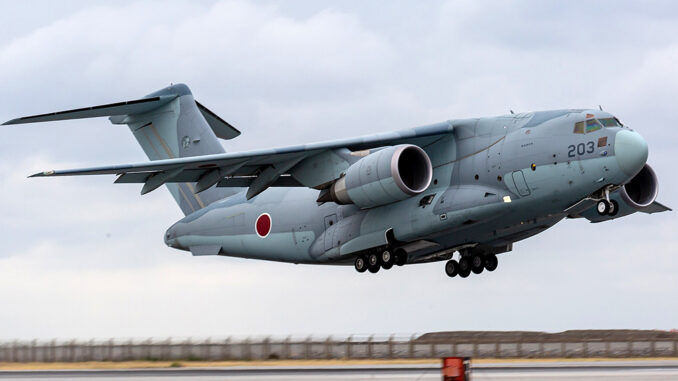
{"left": 196, "top": 101, "right": 240, "bottom": 140}
{"left": 2, "top": 95, "right": 177, "bottom": 125}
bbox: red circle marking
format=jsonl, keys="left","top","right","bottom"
{"left": 255, "top": 213, "right": 271, "bottom": 238}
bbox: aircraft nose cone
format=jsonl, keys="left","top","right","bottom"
{"left": 614, "top": 129, "right": 648, "bottom": 176}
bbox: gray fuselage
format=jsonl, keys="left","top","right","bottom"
{"left": 164, "top": 109, "right": 647, "bottom": 265}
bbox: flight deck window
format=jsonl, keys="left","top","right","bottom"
{"left": 586, "top": 119, "right": 602, "bottom": 133}
{"left": 573, "top": 121, "right": 585, "bottom": 134}
{"left": 599, "top": 118, "right": 620, "bottom": 127}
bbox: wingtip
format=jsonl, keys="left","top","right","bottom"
{"left": 29, "top": 170, "right": 56, "bottom": 178}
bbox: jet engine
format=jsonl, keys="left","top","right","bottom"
{"left": 327, "top": 144, "right": 432, "bottom": 209}
{"left": 619, "top": 164, "right": 658, "bottom": 209}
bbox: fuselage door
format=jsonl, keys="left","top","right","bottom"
{"left": 512, "top": 170, "right": 531, "bottom": 196}
{"left": 323, "top": 214, "right": 338, "bottom": 251}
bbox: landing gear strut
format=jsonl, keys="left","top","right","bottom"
{"left": 597, "top": 186, "right": 619, "bottom": 217}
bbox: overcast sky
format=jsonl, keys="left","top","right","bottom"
{"left": 1, "top": 0, "right": 677, "bottom": 341}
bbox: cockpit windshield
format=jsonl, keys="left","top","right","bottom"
{"left": 598, "top": 117, "right": 621, "bottom": 127}
{"left": 573, "top": 117, "right": 621, "bottom": 134}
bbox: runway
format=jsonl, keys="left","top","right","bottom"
{"left": 1, "top": 361, "right": 678, "bottom": 380}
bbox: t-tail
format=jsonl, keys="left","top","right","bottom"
{"left": 3, "top": 84, "right": 241, "bottom": 215}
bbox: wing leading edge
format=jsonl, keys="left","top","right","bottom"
{"left": 27, "top": 121, "right": 454, "bottom": 199}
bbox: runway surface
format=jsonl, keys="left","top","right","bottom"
{"left": 1, "top": 360, "right": 678, "bottom": 380}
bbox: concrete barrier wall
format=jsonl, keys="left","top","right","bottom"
{"left": 0, "top": 336, "right": 676, "bottom": 362}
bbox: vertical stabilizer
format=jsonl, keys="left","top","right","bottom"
{"left": 109, "top": 84, "right": 239, "bottom": 215}
{"left": 3, "top": 83, "right": 242, "bottom": 215}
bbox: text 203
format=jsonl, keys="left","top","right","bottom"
{"left": 568, "top": 141, "right": 594, "bottom": 157}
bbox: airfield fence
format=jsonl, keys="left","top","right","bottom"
{"left": 1, "top": 331, "right": 677, "bottom": 362}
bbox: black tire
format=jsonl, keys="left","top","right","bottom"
{"left": 368, "top": 253, "right": 380, "bottom": 268}
{"left": 394, "top": 250, "right": 408, "bottom": 266}
{"left": 471, "top": 254, "right": 484, "bottom": 274}
{"left": 445, "top": 260, "right": 458, "bottom": 277}
{"left": 484, "top": 254, "right": 498, "bottom": 272}
{"left": 608, "top": 200, "right": 619, "bottom": 216}
{"left": 597, "top": 199, "right": 610, "bottom": 216}
{"left": 354, "top": 256, "right": 367, "bottom": 273}
{"left": 458, "top": 257, "right": 471, "bottom": 277}
{"left": 368, "top": 264, "right": 380, "bottom": 273}
{"left": 381, "top": 250, "right": 394, "bottom": 269}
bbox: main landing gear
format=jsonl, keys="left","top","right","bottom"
{"left": 354, "top": 248, "right": 407, "bottom": 274}
{"left": 445, "top": 253, "right": 498, "bottom": 278}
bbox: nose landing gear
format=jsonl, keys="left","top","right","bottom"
{"left": 596, "top": 199, "right": 619, "bottom": 216}
{"left": 596, "top": 186, "right": 620, "bottom": 217}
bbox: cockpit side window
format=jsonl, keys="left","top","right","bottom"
{"left": 573, "top": 121, "right": 585, "bottom": 134}
{"left": 586, "top": 119, "right": 602, "bottom": 133}
{"left": 599, "top": 118, "right": 620, "bottom": 127}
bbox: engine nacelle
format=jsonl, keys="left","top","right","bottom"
{"left": 328, "top": 144, "right": 433, "bottom": 209}
{"left": 619, "top": 163, "right": 658, "bottom": 209}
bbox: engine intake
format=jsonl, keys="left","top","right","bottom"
{"left": 329, "top": 144, "right": 432, "bottom": 208}
{"left": 620, "top": 163, "right": 658, "bottom": 209}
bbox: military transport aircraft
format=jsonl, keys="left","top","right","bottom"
{"left": 4, "top": 84, "right": 670, "bottom": 278}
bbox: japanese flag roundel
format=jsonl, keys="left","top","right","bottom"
{"left": 255, "top": 213, "right": 272, "bottom": 238}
